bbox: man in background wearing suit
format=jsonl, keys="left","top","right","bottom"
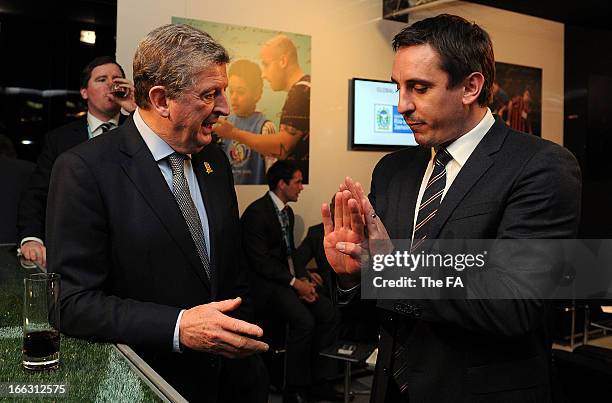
{"left": 47, "top": 25, "right": 268, "bottom": 402}
{"left": 17, "top": 55, "right": 136, "bottom": 267}
{"left": 0, "top": 134, "right": 34, "bottom": 243}
{"left": 322, "top": 14, "right": 581, "bottom": 402}
{"left": 241, "top": 160, "right": 339, "bottom": 403}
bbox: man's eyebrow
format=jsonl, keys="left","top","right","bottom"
{"left": 405, "top": 79, "right": 435, "bottom": 86}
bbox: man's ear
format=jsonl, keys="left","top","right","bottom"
{"left": 278, "top": 54, "right": 288, "bottom": 69}
{"left": 462, "top": 72, "right": 485, "bottom": 106}
{"left": 148, "top": 85, "right": 170, "bottom": 118}
{"left": 80, "top": 87, "right": 88, "bottom": 101}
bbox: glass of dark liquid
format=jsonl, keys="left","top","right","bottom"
{"left": 22, "top": 273, "right": 61, "bottom": 370}
{"left": 111, "top": 83, "right": 128, "bottom": 98}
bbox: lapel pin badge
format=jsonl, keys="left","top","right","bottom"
{"left": 204, "top": 162, "right": 213, "bottom": 174}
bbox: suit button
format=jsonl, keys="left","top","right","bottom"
{"left": 383, "top": 367, "right": 389, "bottom": 374}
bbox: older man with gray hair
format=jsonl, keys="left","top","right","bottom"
{"left": 47, "top": 24, "right": 269, "bottom": 402}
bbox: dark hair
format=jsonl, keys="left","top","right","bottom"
{"left": 80, "top": 56, "right": 125, "bottom": 89}
{"left": 266, "top": 160, "right": 300, "bottom": 191}
{"left": 228, "top": 59, "right": 264, "bottom": 97}
{"left": 392, "top": 14, "right": 495, "bottom": 106}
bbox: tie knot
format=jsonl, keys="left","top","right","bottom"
{"left": 434, "top": 148, "right": 452, "bottom": 167}
{"left": 99, "top": 122, "right": 114, "bottom": 133}
{"left": 167, "top": 153, "right": 187, "bottom": 175}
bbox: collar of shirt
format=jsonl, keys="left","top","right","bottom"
{"left": 438, "top": 108, "right": 495, "bottom": 167}
{"left": 412, "top": 108, "right": 495, "bottom": 236}
{"left": 133, "top": 107, "right": 192, "bottom": 162}
{"left": 268, "top": 190, "right": 286, "bottom": 212}
{"left": 87, "top": 111, "right": 120, "bottom": 137}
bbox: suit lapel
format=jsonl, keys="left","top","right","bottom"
{"left": 386, "top": 148, "right": 430, "bottom": 240}
{"left": 429, "top": 117, "right": 509, "bottom": 239}
{"left": 118, "top": 118, "right": 211, "bottom": 290}
{"left": 191, "top": 152, "right": 219, "bottom": 297}
{"left": 263, "top": 193, "right": 285, "bottom": 248}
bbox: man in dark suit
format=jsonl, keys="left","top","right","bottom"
{"left": 241, "top": 161, "right": 339, "bottom": 402}
{"left": 322, "top": 14, "right": 581, "bottom": 402}
{"left": 17, "top": 56, "right": 136, "bottom": 267}
{"left": 47, "top": 24, "right": 268, "bottom": 402}
{"left": 0, "top": 135, "right": 34, "bottom": 243}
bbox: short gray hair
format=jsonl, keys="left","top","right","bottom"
{"left": 133, "top": 24, "right": 230, "bottom": 108}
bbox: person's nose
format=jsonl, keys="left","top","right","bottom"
{"left": 215, "top": 91, "right": 230, "bottom": 116}
{"left": 397, "top": 90, "right": 415, "bottom": 117}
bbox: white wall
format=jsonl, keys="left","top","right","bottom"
{"left": 117, "top": 0, "right": 563, "bottom": 241}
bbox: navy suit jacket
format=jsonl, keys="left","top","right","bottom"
{"left": 368, "top": 118, "right": 581, "bottom": 402}
{"left": 241, "top": 193, "right": 308, "bottom": 306}
{"left": 47, "top": 116, "right": 253, "bottom": 400}
{"left": 18, "top": 115, "right": 127, "bottom": 242}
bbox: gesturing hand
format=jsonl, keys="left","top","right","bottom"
{"left": 321, "top": 177, "right": 393, "bottom": 285}
{"left": 322, "top": 188, "right": 367, "bottom": 276}
{"left": 179, "top": 297, "right": 269, "bottom": 358}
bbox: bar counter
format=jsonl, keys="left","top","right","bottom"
{"left": 0, "top": 244, "right": 183, "bottom": 402}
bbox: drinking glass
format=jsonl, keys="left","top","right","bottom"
{"left": 22, "top": 273, "right": 61, "bottom": 370}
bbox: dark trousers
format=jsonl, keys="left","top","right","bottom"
{"left": 140, "top": 350, "right": 268, "bottom": 402}
{"left": 265, "top": 284, "right": 340, "bottom": 389}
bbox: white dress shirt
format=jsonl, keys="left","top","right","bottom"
{"left": 87, "top": 111, "right": 120, "bottom": 138}
{"left": 267, "top": 191, "right": 297, "bottom": 286}
{"left": 411, "top": 109, "right": 495, "bottom": 238}
{"left": 134, "top": 108, "right": 212, "bottom": 352}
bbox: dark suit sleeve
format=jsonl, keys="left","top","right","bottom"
{"left": 47, "top": 151, "right": 179, "bottom": 349}
{"left": 396, "top": 145, "right": 582, "bottom": 337}
{"left": 17, "top": 131, "right": 57, "bottom": 241}
{"left": 241, "top": 205, "right": 294, "bottom": 286}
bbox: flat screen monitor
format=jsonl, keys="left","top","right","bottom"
{"left": 349, "top": 78, "right": 417, "bottom": 150}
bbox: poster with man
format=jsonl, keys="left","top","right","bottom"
{"left": 173, "top": 17, "right": 312, "bottom": 184}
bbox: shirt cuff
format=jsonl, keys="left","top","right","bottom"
{"left": 173, "top": 309, "right": 186, "bottom": 353}
{"left": 336, "top": 281, "right": 360, "bottom": 305}
{"left": 20, "top": 237, "right": 44, "bottom": 247}
{"left": 289, "top": 277, "right": 296, "bottom": 287}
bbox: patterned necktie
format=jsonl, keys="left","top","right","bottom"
{"left": 99, "top": 122, "right": 114, "bottom": 133}
{"left": 392, "top": 147, "right": 452, "bottom": 395}
{"left": 167, "top": 153, "right": 211, "bottom": 279}
{"left": 278, "top": 206, "right": 296, "bottom": 276}
{"left": 410, "top": 148, "right": 453, "bottom": 252}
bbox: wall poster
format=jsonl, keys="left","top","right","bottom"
{"left": 173, "top": 17, "right": 312, "bottom": 184}
{"left": 490, "top": 62, "right": 542, "bottom": 137}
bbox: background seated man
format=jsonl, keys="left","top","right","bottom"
{"left": 241, "top": 160, "right": 340, "bottom": 402}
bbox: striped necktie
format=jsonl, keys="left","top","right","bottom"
{"left": 410, "top": 148, "right": 453, "bottom": 252}
{"left": 99, "top": 122, "right": 114, "bottom": 133}
{"left": 392, "top": 147, "right": 452, "bottom": 395}
{"left": 167, "top": 153, "right": 211, "bottom": 279}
